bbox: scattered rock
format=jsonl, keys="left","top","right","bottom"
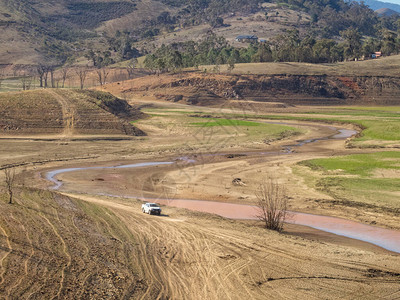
{"left": 232, "top": 178, "right": 246, "bottom": 186}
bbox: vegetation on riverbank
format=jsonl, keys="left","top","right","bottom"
{"left": 298, "top": 152, "right": 400, "bottom": 209}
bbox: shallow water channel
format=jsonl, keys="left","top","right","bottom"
{"left": 45, "top": 125, "right": 400, "bottom": 254}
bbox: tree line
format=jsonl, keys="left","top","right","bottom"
{"left": 143, "top": 29, "right": 400, "bottom": 72}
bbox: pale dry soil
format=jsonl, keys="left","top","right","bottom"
{"left": 0, "top": 101, "right": 400, "bottom": 299}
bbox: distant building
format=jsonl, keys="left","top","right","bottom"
{"left": 372, "top": 51, "right": 382, "bottom": 59}
{"left": 259, "top": 39, "right": 267, "bottom": 43}
{"left": 235, "top": 35, "right": 258, "bottom": 43}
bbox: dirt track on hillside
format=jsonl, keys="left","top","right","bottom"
{"left": 47, "top": 90, "right": 76, "bottom": 137}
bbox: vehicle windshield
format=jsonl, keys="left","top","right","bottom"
{"left": 149, "top": 204, "right": 159, "bottom": 207}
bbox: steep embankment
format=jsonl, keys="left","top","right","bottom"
{"left": 103, "top": 72, "right": 400, "bottom": 106}
{"left": 0, "top": 89, "right": 145, "bottom": 137}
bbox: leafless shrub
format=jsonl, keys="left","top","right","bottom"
{"left": 255, "top": 177, "right": 289, "bottom": 232}
{"left": 4, "top": 168, "right": 16, "bottom": 204}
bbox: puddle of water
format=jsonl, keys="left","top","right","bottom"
{"left": 332, "top": 129, "right": 358, "bottom": 139}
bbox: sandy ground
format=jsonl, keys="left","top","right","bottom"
{"left": 1, "top": 100, "right": 400, "bottom": 298}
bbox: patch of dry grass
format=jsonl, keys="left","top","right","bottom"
{"left": 200, "top": 54, "right": 400, "bottom": 77}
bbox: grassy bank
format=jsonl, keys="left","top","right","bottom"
{"left": 297, "top": 152, "right": 400, "bottom": 209}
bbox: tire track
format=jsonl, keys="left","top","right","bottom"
{"left": 7, "top": 215, "right": 35, "bottom": 299}
{"left": 0, "top": 221, "right": 12, "bottom": 287}
{"left": 46, "top": 90, "right": 76, "bottom": 137}
{"left": 62, "top": 193, "right": 400, "bottom": 299}
{"left": 69, "top": 214, "right": 93, "bottom": 299}
{"left": 38, "top": 211, "right": 71, "bottom": 300}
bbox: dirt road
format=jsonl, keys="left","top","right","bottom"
{"left": 46, "top": 90, "right": 76, "bottom": 137}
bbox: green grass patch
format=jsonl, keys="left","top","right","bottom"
{"left": 300, "top": 152, "right": 400, "bottom": 176}
{"left": 315, "top": 176, "right": 400, "bottom": 207}
{"left": 299, "top": 152, "right": 400, "bottom": 207}
{"left": 356, "top": 120, "right": 400, "bottom": 141}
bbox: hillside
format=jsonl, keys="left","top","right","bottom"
{"left": 0, "top": 0, "right": 393, "bottom": 67}
{"left": 376, "top": 7, "right": 400, "bottom": 16}
{"left": 0, "top": 89, "right": 145, "bottom": 137}
{"left": 0, "top": 0, "right": 170, "bottom": 65}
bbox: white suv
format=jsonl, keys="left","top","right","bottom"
{"left": 141, "top": 203, "right": 162, "bottom": 215}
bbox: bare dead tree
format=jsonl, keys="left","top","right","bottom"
{"left": 126, "top": 58, "right": 138, "bottom": 79}
{"left": 50, "top": 67, "right": 55, "bottom": 88}
{"left": 96, "top": 69, "right": 103, "bottom": 86}
{"left": 75, "top": 68, "right": 89, "bottom": 89}
{"left": 102, "top": 68, "right": 110, "bottom": 85}
{"left": 43, "top": 66, "right": 50, "bottom": 88}
{"left": 4, "top": 168, "right": 16, "bottom": 204}
{"left": 61, "top": 67, "right": 69, "bottom": 88}
{"left": 37, "top": 65, "right": 45, "bottom": 87}
{"left": 255, "top": 178, "right": 289, "bottom": 232}
{"left": 96, "top": 68, "right": 111, "bottom": 86}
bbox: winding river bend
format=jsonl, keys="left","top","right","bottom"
{"left": 45, "top": 125, "right": 400, "bottom": 254}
